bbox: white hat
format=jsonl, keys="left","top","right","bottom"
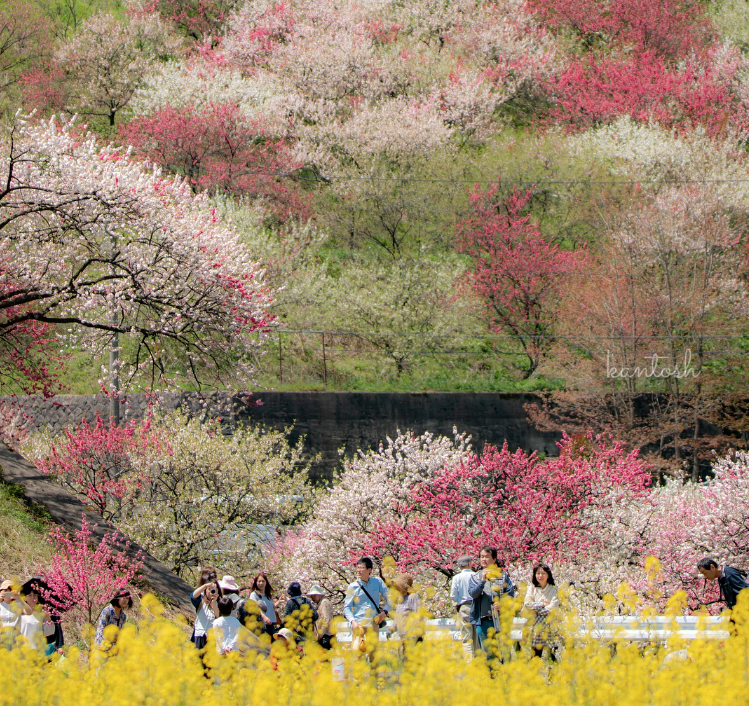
{"left": 219, "top": 575, "right": 239, "bottom": 592}
{"left": 274, "top": 628, "right": 296, "bottom": 642}
{"left": 307, "top": 585, "right": 325, "bottom": 597}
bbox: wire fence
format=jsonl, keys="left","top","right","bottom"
{"left": 258, "top": 329, "right": 748, "bottom": 388}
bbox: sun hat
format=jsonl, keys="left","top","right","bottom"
{"left": 219, "top": 575, "right": 240, "bottom": 592}
{"left": 287, "top": 582, "right": 302, "bottom": 597}
{"left": 392, "top": 573, "right": 414, "bottom": 594}
{"left": 0, "top": 580, "right": 13, "bottom": 591}
{"left": 307, "top": 585, "right": 325, "bottom": 597}
{"left": 274, "top": 628, "right": 296, "bottom": 642}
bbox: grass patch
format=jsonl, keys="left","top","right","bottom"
{"left": 0, "top": 477, "right": 53, "bottom": 582}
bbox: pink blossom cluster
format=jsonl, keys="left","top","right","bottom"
{"left": 44, "top": 516, "right": 143, "bottom": 633}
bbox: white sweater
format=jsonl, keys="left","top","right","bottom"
{"left": 523, "top": 584, "right": 560, "bottom": 611}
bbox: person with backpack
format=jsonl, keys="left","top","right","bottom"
{"left": 283, "top": 582, "right": 318, "bottom": 642}
{"left": 343, "top": 557, "right": 391, "bottom": 655}
{"left": 697, "top": 557, "right": 749, "bottom": 610}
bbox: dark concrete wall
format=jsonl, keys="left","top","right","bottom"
{"left": 2, "top": 392, "right": 560, "bottom": 482}
{"left": 238, "top": 392, "right": 560, "bottom": 481}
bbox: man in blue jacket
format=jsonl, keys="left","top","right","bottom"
{"left": 468, "top": 546, "right": 515, "bottom": 665}
{"left": 698, "top": 557, "right": 748, "bottom": 610}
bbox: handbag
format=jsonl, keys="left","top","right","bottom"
{"left": 351, "top": 628, "right": 367, "bottom": 652}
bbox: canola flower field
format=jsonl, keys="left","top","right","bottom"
{"left": 3, "top": 594, "right": 749, "bottom": 706}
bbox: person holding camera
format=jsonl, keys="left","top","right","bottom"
{"left": 343, "top": 557, "right": 391, "bottom": 655}
{"left": 190, "top": 567, "right": 222, "bottom": 649}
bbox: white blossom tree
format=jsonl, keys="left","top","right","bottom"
{"left": 120, "top": 412, "right": 312, "bottom": 578}
{"left": 56, "top": 12, "right": 182, "bottom": 126}
{"left": 268, "top": 429, "right": 472, "bottom": 606}
{"left": 0, "top": 114, "right": 273, "bottom": 390}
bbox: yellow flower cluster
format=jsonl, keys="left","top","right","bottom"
{"left": 2, "top": 592, "right": 749, "bottom": 706}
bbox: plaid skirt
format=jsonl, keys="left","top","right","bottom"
{"left": 529, "top": 611, "right": 560, "bottom": 650}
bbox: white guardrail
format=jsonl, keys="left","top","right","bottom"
{"left": 334, "top": 616, "right": 729, "bottom": 643}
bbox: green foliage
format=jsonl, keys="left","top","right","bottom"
{"left": 35, "top": 0, "right": 127, "bottom": 39}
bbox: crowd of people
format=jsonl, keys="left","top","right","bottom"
{"left": 181, "top": 550, "right": 558, "bottom": 664}
{"left": 0, "top": 552, "right": 746, "bottom": 665}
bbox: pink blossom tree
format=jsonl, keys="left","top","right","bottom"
{"left": 268, "top": 429, "right": 472, "bottom": 606}
{"left": 44, "top": 515, "right": 143, "bottom": 633}
{"left": 35, "top": 414, "right": 164, "bottom": 521}
{"left": 457, "top": 182, "right": 584, "bottom": 378}
{"left": 140, "top": 0, "right": 240, "bottom": 42}
{"left": 0, "top": 114, "right": 273, "bottom": 391}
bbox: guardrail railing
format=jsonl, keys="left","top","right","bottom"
{"left": 333, "top": 616, "right": 729, "bottom": 643}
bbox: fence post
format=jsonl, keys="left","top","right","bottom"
{"left": 322, "top": 331, "right": 327, "bottom": 386}
{"left": 278, "top": 331, "right": 283, "bottom": 383}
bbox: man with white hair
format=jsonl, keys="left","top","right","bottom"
{"left": 450, "top": 555, "right": 477, "bottom": 660}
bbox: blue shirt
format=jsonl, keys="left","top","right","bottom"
{"left": 450, "top": 569, "right": 474, "bottom": 606}
{"left": 343, "top": 577, "right": 392, "bottom": 626}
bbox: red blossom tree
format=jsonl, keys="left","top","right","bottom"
{"left": 120, "top": 102, "right": 310, "bottom": 223}
{"left": 44, "top": 515, "right": 143, "bottom": 632}
{"left": 0, "top": 0, "right": 53, "bottom": 96}
{"left": 457, "top": 182, "right": 583, "bottom": 378}
{"left": 526, "top": 0, "right": 714, "bottom": 59}
{"left": 527, "top": 0, "right": 748, "bottom": 133}
{"left": 547, "top": 48, "right": 747, "bottom": 135}
{"left": 37, "top": 414, "right": 164, "bottom": 521}
{"left": 365, "top": 433, "right": 651, "bottom": 578}
{"left": 0, "top": 273, "right": 64, "bottom": 396}
{"left": 141, "top": 0, "right": 241, "bottom": 42}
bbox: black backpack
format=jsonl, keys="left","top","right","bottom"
{"left": 285, "top": 596, "right": 319, "bottom": 638}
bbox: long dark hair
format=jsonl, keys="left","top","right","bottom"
{"left": 110, "top": 591, "right": 133, "bottom": 609}
{"left": 532, "top": 563, "right": 556, "bottom": 587}
{"left": 251, "top": 573, "right": 273, "bottom": 598}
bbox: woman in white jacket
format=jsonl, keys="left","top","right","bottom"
{"left": 523, "top": 563, "right": 560, "bottom": 659}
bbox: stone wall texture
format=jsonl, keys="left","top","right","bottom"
{"left": 0, "top": 391, "right": 560, "bottom": 481}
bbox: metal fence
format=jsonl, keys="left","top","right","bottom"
{"left": 334, "top": 615, "right": 729, "bottom": 643}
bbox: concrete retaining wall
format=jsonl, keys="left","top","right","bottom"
{"left": 0, "top": 392, "right": 560, "bottom": 481}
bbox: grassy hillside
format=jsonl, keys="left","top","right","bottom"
{"left": 0, "top": 479, "right": 52, "bottom": 583}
